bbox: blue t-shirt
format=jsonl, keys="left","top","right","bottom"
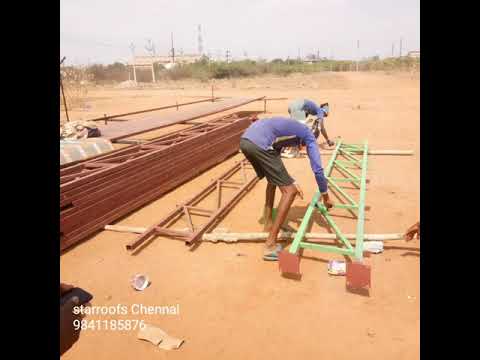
{"left": 241, "top": 117, "right": 328, "bottom": 193}
{"left": 302, "top": 99, "right": 327, "bottom": 124}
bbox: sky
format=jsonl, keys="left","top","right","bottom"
{"left": 60, "top": 0, "right": 420, "bottom": 65}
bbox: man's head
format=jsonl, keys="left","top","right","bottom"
{"left": 320, "top": 102, "right": 329, "bottom": 117}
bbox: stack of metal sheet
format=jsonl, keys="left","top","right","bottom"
{"left": 60, "top": 112, "right": 257, "bottom": 251}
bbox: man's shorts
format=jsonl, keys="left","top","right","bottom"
{"left": 240, "top": 138, "right": 295, "bottom": 187}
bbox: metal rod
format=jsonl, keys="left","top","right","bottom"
{"left": 326, "top": 177, "right": 358, "bottom": 206}
{"left": 354, "top": 141, "right": 369, "bottom": 260}
{"left": 288, "top": 140, "right": 343, "bottom": 254}
{"left": 87, "top": 99, "right": 216, "bottom": 122}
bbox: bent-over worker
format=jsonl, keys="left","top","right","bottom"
{"left": 240, "top": 117, "right": 334, "bottom": 261}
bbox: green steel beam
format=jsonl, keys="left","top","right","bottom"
{"left": 339, "top": 149, "right": 363, "bottom": 163}
{"left": 327, "top": 177, "right": 360, "bottom": 183}
{"left": 327, "top": 178, "right": 358, "bottom": 206}
{"left": 298, "top": 242, "right": 355, "bottom": 256}
{"left": 288, "top": 140, "right": 343, "bottom": 254}
{"left": 334, "top": 161, "right": 361, "bottom": 181}
{"left": 335, "top": 159, "right": 361, "bottom": 168}
{"left": 286, "top": 139, "right": 369, "bottom": 265}
{"left": 318, "top": 206, "right": 353, "bottom": 251}
{"left": 333, "top": 203, "right": 358, "bottom": 210}
{"left": 354, "top": 141, "right": 369, "bottom": 261}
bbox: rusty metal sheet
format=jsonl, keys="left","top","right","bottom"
{"left": 97, "top": 97, "right": 264, "bottom": 141}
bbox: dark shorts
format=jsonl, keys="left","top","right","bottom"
{"left": 239, "top": 138, "right": 295, "bottom": 187}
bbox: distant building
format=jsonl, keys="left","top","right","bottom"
{"left": 128, "top": 54, "right": 202, "bottom": 68}
{"left": 407, "top": 51, "right": 420, "bottom": 59}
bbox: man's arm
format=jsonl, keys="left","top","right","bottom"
{"left": 320, "top": 121, "right": 334, "bottom": 146}
{"left": 302, "top": 129, "right": 333, "bottom": 209}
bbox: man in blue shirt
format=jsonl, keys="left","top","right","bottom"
{"left": 289, "top": 98, "right": 333, "bottom": 141}
{"left": 240, "top": 117, "right": 334, "bottom": 261}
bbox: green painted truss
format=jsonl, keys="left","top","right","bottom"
{"left": 287, "top": 139, "right": 369, "bottom": 262}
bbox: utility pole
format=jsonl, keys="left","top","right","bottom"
{"left": 145, "top": 39, "right": 156, "bottom": 83}
{"left": 225, "top": 50, "right": 230, "bottom": 63}
{"left": 60, "top": 56, "right": 70, "bottom": 122}
{"left": 356, "top": 40, "right": 360, "bottom": 72}
{"left": 197, "top": 25, "right": 203, "bottom": 55}
{"left": 399, "top": 37, "right": 403, "bottom": 57}
{"left": 129, "top": 43, "right": 137, "bottom": 84}
{"left": 329, "top": 48, "right": 333, "bottom": 72}
{"left": 392, "top": 42, "right": 395, "bottom": 57}
{"left": 171, "top": 32, "right": 175, "bottom": 64}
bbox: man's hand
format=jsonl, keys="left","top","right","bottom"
{"left": 60, "top": 296, "right": 81, "bottom": 356}
{"left": 322, "top": 193, "right": 334, "bottom": 210}
{"left": 404, "top": 222, "right": 420, "bottom": 241}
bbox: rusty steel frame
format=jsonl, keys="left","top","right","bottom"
{"left": 97, "top": 96, "right": 265, "bottom": 142}
{"left": 126, "top": 159, "right": 258, "bottom": 252}
{"left": 60, "top": 112, "right": 257, "bottom": 251}
{"left": 87, "top": 98, "right": 219, "bottom": 123}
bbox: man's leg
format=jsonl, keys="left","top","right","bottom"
{"left": 263, "top": 183, "right": 276, "bottom": 232}
{"left": 265, "top": 184, "right": 298, "bottom": 250}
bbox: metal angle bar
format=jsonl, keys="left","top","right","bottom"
{"left": 326, "top": 178, "right": 358, "bottom": 206}
{"left": 185, "top": 175, "right": 259, "bottom": 245}
{"left": 61, "top": 119, "right": 250, "bottom": 192}
{"left": 298, "top": 242, "right": 355, "bottom": 256}
{"left": 183, "top": 206, "right": 194, "bottom": 232}
{"left": 60, "top": 111, "right": 256, "bottom": 170}
{"left": 87, "top": 98, "right": 217, "bottom": 122}
{"left": 61, "top": 130, "right": 244, "bottom": 209}
{"left": 288, "top": 140, "right": 343, "bottom": 254}
{"left": 339, "top": 149, "right": 362, "bottom": 163}
{"left": 62, "top": 140, "right": 244, "bottom": 245}
{"left": 334, "top": 160, "right": 360, "bottom": 181}
{"left": 334, "top": 159, "right": 360, "bottom": 169}
{"left": 318, "top": 206, "right": 353, "bottom": 250}
{"left": 101, "top": 97, "right": 265, "bottom": 142}
{"left": 354, "top": 141, "right": 369, "bottom": 261}
{"left": 327, "top": 177, "right": 360, "bottom": 183}
{"left": 126, "top": 160, "right": 257, "bottom": 252}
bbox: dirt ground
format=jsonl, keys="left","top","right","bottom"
{"left": 61, "top": 71, "right": 420, "bottom": 360}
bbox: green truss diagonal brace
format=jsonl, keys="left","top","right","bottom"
{"left": 287, "top": 139, "right": 369, "bottom": 262}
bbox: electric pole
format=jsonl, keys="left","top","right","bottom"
{"left": 356, "top": 40, "right": 360, "bottom": 72}
{"left": 171, "top": 32, "right": 175, "bottom": 64}
{"left": 129, "top": 43, "right": 137, "bottom": 84}
{"left": 197, "top": 25, "right": 203, "bottom": 55}
{"left": 329, "top": 48, "right": 333, "bottom": 72}
{"left": 145, "top": 39, "right": 156, "bottom": 83}
{"left": 399, "top": 37, "right": 403, "bottom": 57}
{"left": 60, "top": 56, "right": 70, "bottom": 122}
{"left": 392, "top": 42, "right": 395, "bottom": 57}
{"left": 226, "top": 50, "right": 230, "bottom": 63}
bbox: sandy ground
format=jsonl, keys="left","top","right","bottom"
{"left": 61, "top": 71, "right": 420, "bottom": 360}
